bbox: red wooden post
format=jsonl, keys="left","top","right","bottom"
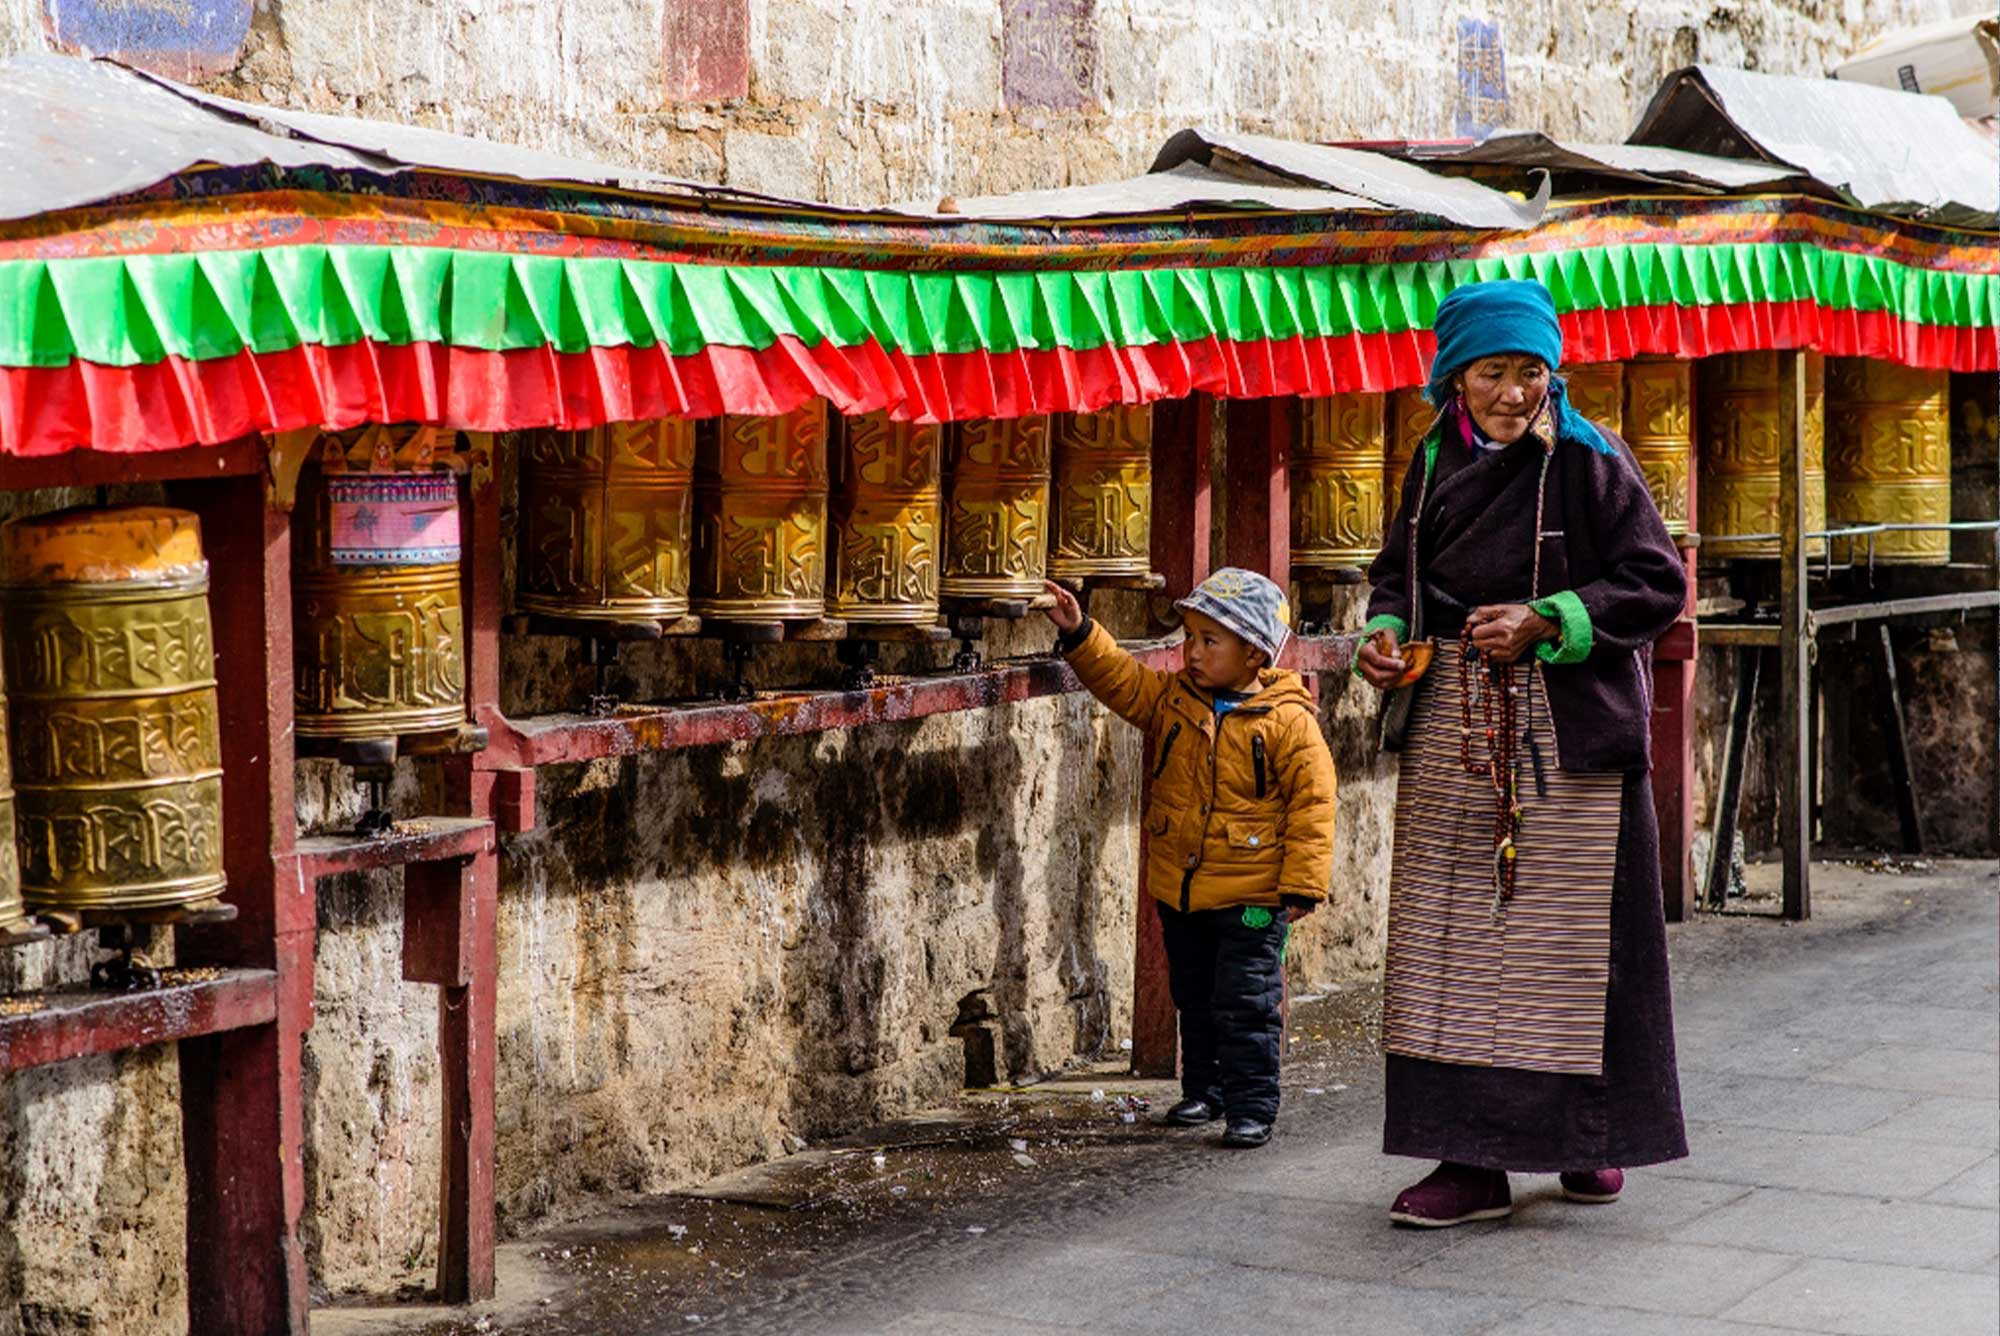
{"left": 1654, "top": 417, "right": 1700, "bottom": 922}
{"left": 436, "top": 437, "right": 503, "bottom": 1300}
{"left": 1131, "top": 396, "right": 1211, "bottom": 1078}
{"left": 172, "top": 473, "right": 311, "bottom": 1335}
{"left": 1223, "top": 397, "right": 1292, "bottom": 580}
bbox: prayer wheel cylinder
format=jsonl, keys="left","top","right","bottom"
{"left": 1384, "top": 387, "right": 1434, "bottom": 530}
{"left": 1561, "top": 363, "right": 1625, "bottom": 435}
{"left": 828, "top": 412, "right": 943, "bottom": 624}
{"left": 1292, "top": 392, "right": 1386, "bottom": 572}
{"left": 518, "top": 419, "right": 697, "bottom": 621}
{"left": 1698, "top": 351, "right": 1827, "bottom": 559}
{"left": 1, "top": 506, "right": 226, "bottom": 911}
{"left": 0, "top": 654, "right": 25, "bottom": 933}
{"left": 1621, "top": 357, "right": 1695, "bottom": 538}
{"left": 692, "top": 402, "right": 830, "bottom": 621}
{"left": 1047, "top": 405, "right": 1154, "bottom": 579}
{"left": 940, "top": 415, "right": 1052, "bottom": 599}
{"left": 1826, "top": 359, "right": 1952, "bottom": 566}
{"left": 294, "top": 464, "right": 468, "bottom": 739}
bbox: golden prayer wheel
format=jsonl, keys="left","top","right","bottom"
{"left": 693, "top": 402, "right": 830, "bottom": 621}
{"left": 1621, "top": 357, "right": 1694, "bottom": 538}
{"left": 940, "top": 415, "right": 1052, "bottom": 600}
{"left": 1825, "top": 359, "right": 1952, "bottom": 566}
{"left": 1, "top": 506, "right": 226, "bottom": 911}
{"left": 294, "top": 427, "right": 467, "bottom": 740}
{"left": 828, "top": 412, "right": 942, "bottom": 624}
{"left": 0, "top": 650, "right": 29, "bottom": 933}
{"left": 1384, "top": 387, "right": 1435, "bottom": 529}
{"left": 1698, "top": 351, "right": 1827, "bottom": 559}
{"left": 1048, "top": 405, "right": 1154, "bottom": 580}
{"left": 1292, "top": 392, "right": 1386, "bottom": 572}
{"left": 518, "top": 419, "right": 697, "bottom": 621}
{"left": 1562, "top": 363, "right": 1624, "bottom": 435}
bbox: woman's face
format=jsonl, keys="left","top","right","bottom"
{"left": 1454, "top": 354, "right": 1550, "bottom": 445}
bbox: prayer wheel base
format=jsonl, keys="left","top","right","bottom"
{"left": 504, "top": 611, "right": 705, "bottom": 642}
{"left": 514, "top": 593, "right": 691, "bottom": 624}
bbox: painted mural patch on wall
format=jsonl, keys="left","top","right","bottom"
{"left": 664, "top": 0, "right": 749, "bottom": 103}
{"left": 41, "top": 0, "right": 250, "bottom": 80}
{"left": 1455, "top": 16, "right": 1509, "bottom": 139}
{"left": 1002, "top": 0, "right": 1097, "bottom": 111}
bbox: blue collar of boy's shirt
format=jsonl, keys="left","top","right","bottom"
{"left": 1212, "top": 688, "right": 1252, "bottom": 717}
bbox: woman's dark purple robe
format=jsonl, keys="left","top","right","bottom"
{"left": 1366, "top": 415, "right": 1691, "bottom": 1172}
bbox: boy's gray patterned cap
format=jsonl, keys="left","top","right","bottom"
{"left": 1174, "top": 567, "right": 1293, "bottom": 660}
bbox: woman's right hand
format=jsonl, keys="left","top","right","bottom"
{"left": 1356, "top": 629, "right": 1407, "bottom": 690}
{"left": 1042, "top": 580, "right": 1084, "bottom": 633}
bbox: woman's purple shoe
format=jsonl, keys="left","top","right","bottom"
{"left": 1389, "top": 1162, "right": 1513, "bottom": 1227}
{"left": 1560, "top": 1168, "right": 1625, "bottom": 1203}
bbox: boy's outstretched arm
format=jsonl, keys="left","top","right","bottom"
{"left": 1044, "top": 580, "right": 1174, "bottom": 731}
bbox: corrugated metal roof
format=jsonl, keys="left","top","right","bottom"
{"left": 893, "top": 161, "right": 1381, "bottom": 220}
{"left": 0, "top": 52, "right": 814, "bottom": 222}
{"left": 1629, "top": 64, "right": 1999, "bottom": 227}
{"left": 1150, "top": 128, "right": 1548, "bottom": 230}
{"left": 1365, "top": 130, "right": 1825, "bottom": 195}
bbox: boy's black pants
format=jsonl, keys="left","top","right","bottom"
{"left": 1158, "top": 902, "right": 1287, "bottom": 1123}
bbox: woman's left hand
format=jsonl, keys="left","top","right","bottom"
{"left": 1466, "top": 603, "right": 1559, "bottom": 664}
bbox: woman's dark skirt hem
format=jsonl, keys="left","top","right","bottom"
{"left": 1381, "top": 770, "right": 1689, "bottom": 1173}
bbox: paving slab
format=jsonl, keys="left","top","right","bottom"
{"left": 1925, "top": 1154, "right": 2000, "bottom": 1209}
{"left": 1483, "top": 1300, "right": 1820, "bottom": 1336}
{"left": 1811, "top": 1044, "right": 2000, "bottom": 1100}
{"left": 1720, "top": 1257, "right": 2000, "bottom": 1336}
{"left": 1394, "top": 1232, "right": 1803, "bottom": 1317}
{"left": 1679, "top": 1069, "right": 1923, "bottom": 1136}
{"left": 1149, "top": 1263, "right": 1535, "bottom": 1336}
{"left": 1673, "top": 1186, "right": 2000, "bottom": 1273}
{"left": 1655, "top": 1121, "right": 1994, "bottom": 1198}
{"left": 1857, "top": 1095, "right": 2000, "bottom": 1150}
{"left": 1780, "top": 1002, "right": 2000, "bottom": 1055}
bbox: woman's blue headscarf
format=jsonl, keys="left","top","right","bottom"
{"left": 1423, "top": 279, "right": 1610, "bottom": 454}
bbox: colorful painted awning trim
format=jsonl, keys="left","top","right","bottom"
{"left": 0, "top": 190, "right": 1993, "bottom": 455}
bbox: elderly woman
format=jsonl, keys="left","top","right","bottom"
{"left": 1356, "top": 279, "right": 1689, "bottom": 1227}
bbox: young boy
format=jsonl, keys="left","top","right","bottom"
{"left": 1045, "top": 568, "right": 1336, "bottom": 1147}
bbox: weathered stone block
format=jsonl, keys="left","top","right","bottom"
{"left": 665, "top": 0, "right": 748, "bottom": 102}
{"left": 40, "top": 0, "right": 250, "bottom": 80}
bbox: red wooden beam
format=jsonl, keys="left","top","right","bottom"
{"left": 298, "top": 818, "right": 495, "bottom": 881}
{"left": 486, "top": 647, "right": 1182, "bottom": 771}
{"left": 168, "top": 474, "right": 311, "bottom": 1336}
{"left": 0, "top": 438, "right": 262, "bottom": 492}
{"left": 0, "top": 971, "right": 277, "bottom": 1074}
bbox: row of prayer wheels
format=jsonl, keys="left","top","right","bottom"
{"left": 517, "top": 404, "right": 1157, "bottom": 627}
{"left": 1300, "top": 354, "right": 1953, "bottom": 572}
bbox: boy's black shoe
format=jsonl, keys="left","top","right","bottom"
{"left": 1220, "top": 1117, "right": 1273, "bottom": 1147}
{"left": 1163, "top": 1098, "right": 1223, "bottom": 1126}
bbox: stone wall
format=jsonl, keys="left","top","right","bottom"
{"left": 0, "top": 0, "right": 1978, "bottom": 1324}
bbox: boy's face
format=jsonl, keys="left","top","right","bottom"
{"left": 1182, "top": 610, "right": 1266, "bottom": 692}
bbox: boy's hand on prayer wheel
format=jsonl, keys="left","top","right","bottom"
{"left": 1042, "top": 579, "right": 1085, "bottom": 633}
{"left": 1467, "top": 603, "right": 1560, "bottom": 665}
{"left": 1357, "top": 628, "right": 1407, "bottom": 690}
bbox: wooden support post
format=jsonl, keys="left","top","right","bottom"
{"left": 1875, "top": 626, "right": 1926, "bottom": 855}
{"left": 1651, "top": 552, "right": 1699, "bottom": 922}
{"left": 1777, "top": 351, "right": 1813, "bottom": 920}
{"left": 1223, "top": 397, "right": 1292, "bottom": 579}
{"left": 171, "top": 474, "right": 311, "bottom": 1335}
{"left": 437, "top": 435, "right": 503, "bottom": 1301}
{"left": 1131, "top": 396, "right": 1212, "bottom": 1079}
{"left": 1704, "top": 647, "right": 1761, "bottom": 911}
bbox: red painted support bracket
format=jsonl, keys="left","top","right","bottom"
{"left": 0, "top": 970, "right": 278, "bottom": 1074}
{"left": 299, "top": 818, "right": 495, "bottom": 880}
{"left": 491, "top": 768, "right": 537, "bottom": 834}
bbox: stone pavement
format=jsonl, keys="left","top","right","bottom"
{"left": 713, "top": 861, "right": 1999, "bottom": 1336}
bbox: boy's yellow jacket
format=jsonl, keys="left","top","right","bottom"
{"left": 1064, "top": 622, "right": 1337, "bottom": 914}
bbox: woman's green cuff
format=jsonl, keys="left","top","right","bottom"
{"left": 1356, "top": 614, "right": 1410, "bottom": 676}
{"left": 1528, "top": 591, "right": 1592, "bottom": 665}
